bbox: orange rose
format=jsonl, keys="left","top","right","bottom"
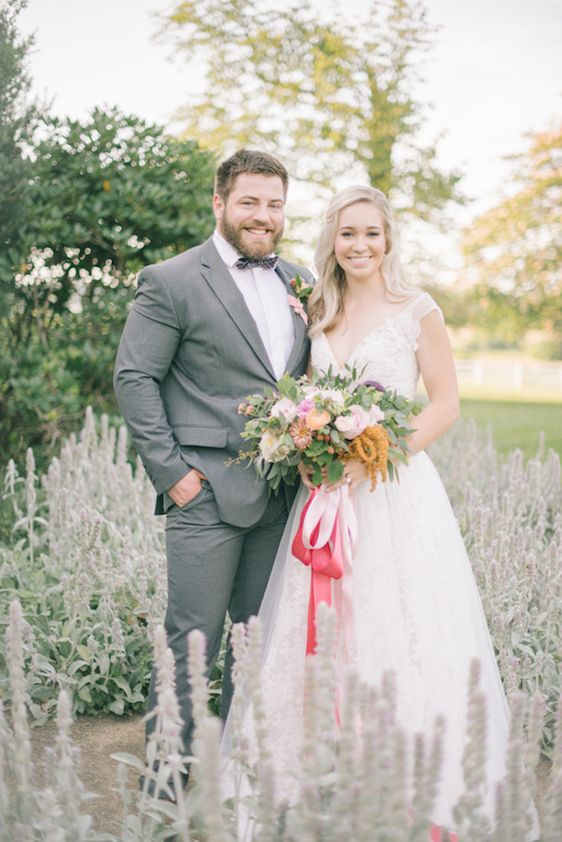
{"left": 305, "top": 408, "right": 331, "bottom": 430}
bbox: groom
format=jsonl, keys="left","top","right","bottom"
{"left": 114, "top": 149, "right": 312, "bottom": 781}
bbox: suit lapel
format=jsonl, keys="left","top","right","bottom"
{"left": 200, "top": 240, "right": 276, "bottom": 380}
{"left": 200, "top": 240, "right": 309, "bottom": 380}
{"left": 276, "top": 260, "right": 309, "bottom": 374}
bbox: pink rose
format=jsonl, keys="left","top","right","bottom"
{"left": 335, "top": 405, "right": 370, "bottom": 439}
{"left": 270, "top": 398, "right": 298, "bottom": 423}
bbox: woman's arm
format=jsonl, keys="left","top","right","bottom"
{"left": 406, "top": 310, "right": 460, "bottom": 455}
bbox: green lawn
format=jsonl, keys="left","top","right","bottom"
{"left": 459, "top": 395, "right": 562, "bottom": 459}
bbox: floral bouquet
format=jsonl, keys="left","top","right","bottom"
{"left": 236, "top": 368, "right": 422, "bottom": 657}
{"left": 237, "top": 369, "right": 421, "bottom": 659}
{"left": 236, "top": 367, "right": 422, "bottom": 493}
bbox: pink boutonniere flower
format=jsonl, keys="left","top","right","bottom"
{"left": 288, "top": 294, "right": 308, "bottom": 326}
{"left": 290, "top": 274, "right": 314, "bottom": 303}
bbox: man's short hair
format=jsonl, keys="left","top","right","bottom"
{"left": 214, "top": 149, "right": 289, "bottom": 201}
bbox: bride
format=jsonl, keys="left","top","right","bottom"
{"left": 222, "top": 185, "right": 537, "bottom": 835}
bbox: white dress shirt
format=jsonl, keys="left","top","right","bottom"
{"left": 212, "top": 230, "right": 295, "bottom": 379}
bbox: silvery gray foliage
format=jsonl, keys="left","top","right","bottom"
{"left": 3, "top": 412, "right": 559, "bottom": 753}
{"left": 2, "top": 601, "right": 559, "bottom": 840}
{"left": 113, "top": 607, "right": 545, "bottom": 842}
{"left": 541, "top": 699, "right": 562, "bottom": 842}
{"left": 0, "top": 412, "right": 561, "bottom": 838}
{"left": 0, "top": 408, "right": 167, "bottom": 718}
{"left": 430, "top": 421, "right": 562, "bottom": 757}
{"left": 1, "top": 601, "right": 108, "bottom": 841}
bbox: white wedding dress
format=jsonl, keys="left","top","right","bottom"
{"left": 223, "top": 292, "right": 535, "bottom": 833}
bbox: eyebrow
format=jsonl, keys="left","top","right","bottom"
{"left": 237, "top": 195, "right": 285, "bottom": 203}
{"left": 338, "top": 225, "right": 382, "bottom": 231}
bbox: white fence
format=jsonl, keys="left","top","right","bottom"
{"left": 455, "top": 358, "right": 562, "bottom": 393}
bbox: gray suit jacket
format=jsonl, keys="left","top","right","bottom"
{"left": 114, "top": 237, "right": 311, "bottom": 527}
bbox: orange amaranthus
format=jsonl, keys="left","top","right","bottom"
{"left": 345, "top": 424, "right": 390, "bottom": 490}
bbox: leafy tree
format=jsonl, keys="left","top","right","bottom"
{"left": 1, "top": 108, "right": 216, "bottom": 462}
{"left": 12, "top": 107, "right": 214, "bottom": 332}
{"left": 462, "top": 123, "right": 562, "bottom": 346}
{"left": 0, "top": 0, "right": 39, "bottom": 311}
{"left": 159, "top": 0, "right": 462, "bottom": 223}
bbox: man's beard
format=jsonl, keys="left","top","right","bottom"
{"left": 222, "top": 213, "right": 283, "bottom": 259}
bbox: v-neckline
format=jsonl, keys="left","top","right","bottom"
{"left": 322, "top": 296, "right": 420, "bottom": 371}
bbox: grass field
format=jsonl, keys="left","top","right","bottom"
{"left": 459, "top": 391, "right": 562, "bottom": 459}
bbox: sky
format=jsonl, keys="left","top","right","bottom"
{"left": 18, "top": 0, "right": 562, "bottom": 273}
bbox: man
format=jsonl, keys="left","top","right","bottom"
{"left": 113, "top": 149, "right": 312, "bottom": 790}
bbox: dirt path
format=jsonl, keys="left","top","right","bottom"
{"left": 31, "top": 713, "right": 145, "bottom": 836}
{"left": 28, "top": 714, "right": 551, "bottom": 836}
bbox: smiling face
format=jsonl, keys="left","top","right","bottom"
{"left": 334, "top": 201, "right": 387, "bottom": 283}
{"left": 213, "top": 172, "right": 286, "bottom": 258}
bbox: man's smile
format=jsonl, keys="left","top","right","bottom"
{"left": 245, "top": 227, "right": 271, "bottom": 236}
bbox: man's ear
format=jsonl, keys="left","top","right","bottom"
{"left": 213, "top": 193, "right": 224, "bottom": 223}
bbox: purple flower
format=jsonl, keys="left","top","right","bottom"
{"left": 364, "top": 379, "right": 385, "bottom": 392}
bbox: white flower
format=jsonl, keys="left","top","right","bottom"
{"left": 367, "top": 405, "right": 384, "bottom": 424}
{"left": 302, "top": 383, "right": 318, "bottom": 398}
{"left": 259, "top": 431, "right": 294, "bottom": 462}
{"left": 270, "top": 398, "right": 298, "bottom": 424}
{"left": 319, "top": 389, "right": 346, "bottom": 414}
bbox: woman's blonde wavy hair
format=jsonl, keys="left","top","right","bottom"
{"left": 308, "top": 185, "right": 416, "bottom": 337}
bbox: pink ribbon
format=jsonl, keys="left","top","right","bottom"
{"left": 407, "top": 807, "right": 458, "bottom": 840}
{"left": 430, "top": 827, "right": 458, "bottom": 841}
{"left": 292, "top": 485, "right": 356, "bottom": 656}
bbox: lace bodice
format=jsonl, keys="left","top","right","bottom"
{"left": 310, "top": 292, "right": 443, "bottom": 400}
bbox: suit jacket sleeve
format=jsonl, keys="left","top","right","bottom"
{"left": 113, "top": 266, "right": 190, "bottom": 494}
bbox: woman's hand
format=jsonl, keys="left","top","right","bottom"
{"left": 298, "top": 459, "right": 368, "bottom": 494}
{"left": 298, "top": 461, "right": 317, "bottom": 491}
{"left": 326, "top": 459, "right": 367, "bottom": 494}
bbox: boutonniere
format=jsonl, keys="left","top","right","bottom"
{"left": 288, "top": 294, "right": 308, "bottom": 326}
{"left": 290, "top": 274, "right": 314, "bottom": 305}
{"left": 287, "top": 274, "right": 314, "bottom": 326}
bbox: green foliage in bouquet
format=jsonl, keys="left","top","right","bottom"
{"left": 237, "top": 367, "right": 422, "bottom": 492}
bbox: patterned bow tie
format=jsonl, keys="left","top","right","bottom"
{"left": 235, "top": 255, "right": 278, "bottom": 270}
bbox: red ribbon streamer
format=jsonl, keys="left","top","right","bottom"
{"left": 291, "top": 488, "right": 345, "bottom": 654}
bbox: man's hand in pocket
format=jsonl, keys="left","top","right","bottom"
{"left": 167, "top": 469, "right": 207, "bottom": 508}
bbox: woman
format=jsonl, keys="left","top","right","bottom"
{"left": 224, "top": 186, "right": 536, "bottom": 834}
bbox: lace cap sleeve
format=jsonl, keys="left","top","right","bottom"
{"left": 410, "top": 292, "right": 444, "bottom": 324}
{"left": 402, "top": 292, "right": 444, "bottom": 352}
